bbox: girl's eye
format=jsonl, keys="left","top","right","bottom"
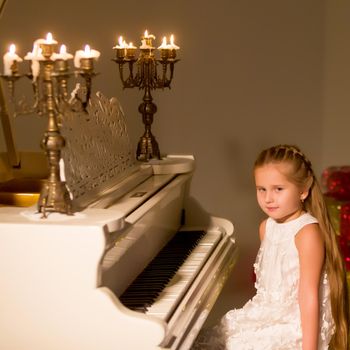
{"left": 276, "top": 187, "right": 283, "bottom": 192}
{"left": 257, "top": 188, "right": 265, "bottom": 192}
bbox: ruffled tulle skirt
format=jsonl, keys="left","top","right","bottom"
{"left": 192, "top": 294, "right": 331, "bottom": 350}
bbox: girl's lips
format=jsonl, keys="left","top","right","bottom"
{"left": 266, "top": 207, "right": 278, "bottom": 211}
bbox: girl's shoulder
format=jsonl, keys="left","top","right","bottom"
{"left": 294, "top": 213, "right": 323, "bottom": 253}
{"left": 293, "top": 212, "right": 319, "bottom": 235}
{"left": 299, "top": 212, "right": 318, "bottom": 225}
{"left": 294, "top": 221, "right": 324, "bottom": 261}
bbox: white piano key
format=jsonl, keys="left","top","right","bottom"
{"left": 145, "top": 230, "right": 222, "bottom": 320}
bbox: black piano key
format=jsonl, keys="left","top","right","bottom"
{"left": 119, "top": 230, "right": 205, "bottom": 312}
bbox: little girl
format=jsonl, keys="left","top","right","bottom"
{"left": 193, "top": 144, "right": 349, "bottom": 350}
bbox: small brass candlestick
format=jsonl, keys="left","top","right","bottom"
{"left": 113, "top": 32, "right": 179, "bottom": 161}
{"left": 36, "top": 40, "right": 73, "bottom": 217}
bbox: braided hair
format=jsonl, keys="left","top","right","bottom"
{"left": 254, "top": 144, "right": 349, "bottom": 350}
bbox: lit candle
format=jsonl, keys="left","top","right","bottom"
{"left": 168, "top": 35, "right": 180, "bottom": 50}
{"left": 158, "top": 37, "right": 170, "bottom": 59}
{"left": 51, "top": 44, "right": 73, "bottom": 61}
{"left": 35, "top": 32, "right": 58, "bottom": 58}
{"left": 24, "top": 42, "right": 44, "bottom": 81}
{"left": 158, "top": 36, "right": 169, "bottom": 50}
{"left": 24, "top": 43, "right": 44, "bottom": 61}
{"left": 45, "top": 32, "right": 55, "bottom": 44}
{"left": 126, "top": 42, "right": 137, "bottom": 58}
{"left": 113, "top": 36, "right": 127, "bottom": 49}
{"left": 74, "top": 44, "right": 100, "bottom": 68}
{"left": 113, "top": 36, "right": 127, "bottom": 59}
{"left": 143, "top": 30, "right": 155, "bottom": 40}
{"left": 127, "top": 42, "right": 136, "bottom": 49}
{"left": 35, "top": 32, "right": 58, "bottom": 45}
{"left": 140, "top": 30, "right": 155, "bottom": 49}
{"left": 3, "top": 44, "right": 23, "bottom": 76}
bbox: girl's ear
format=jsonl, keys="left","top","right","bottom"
{"left": 301, "top": 176, "right": 313, "bottom": 202}
{"left": 300, "top": 189, "right": 309, "bottom": 202}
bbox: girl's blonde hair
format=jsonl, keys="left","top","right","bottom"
{"left": 254, "top": 144, "right": 349, "bottom": 350}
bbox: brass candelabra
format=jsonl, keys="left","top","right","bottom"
{"left": 1, "top": 33, "right": 99, "bottom": 217}
{"left": 113, "top": 31, "right": 179, "bottom": 161}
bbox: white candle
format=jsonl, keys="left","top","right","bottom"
{"left": 35, "top": 32, "right": 58, "bottom": 45}
{"left": 143, "top": 30, "right": 155, "bottom": 40}
{"left": 168, "top": 34, "right": 180, "bottom": 50}
{"left": 24, "top": 42, "right": 44, "bottom": 81}
{"left": 158, "top": 36, "right": 169, "bottom": 50}
{"left": 74, "top": 45, "right": 100, "bottom": 68}
{"left": 51, "top": 44, "right": 73, "bottom": 61}
{"left": 3, "top": 44, "right": 23, "bottom": 75}
{"left": 140, "top": 30, "right": 155, "bottom": 49}
{"left": 113, "top": 36, "right": 128, "bottom": 49}
{"left": 127, "top": 42, "right": 137, "bottom": 49}
{"left": 24, "top": 42, "right": 44, "bottom": 61}
{"left": 59, "top": 158, "right": 66, "bottom": 182}
{"left": 45, "top": 32, "right": 55, "bottom": 44}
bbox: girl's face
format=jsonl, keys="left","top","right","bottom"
{"left": 254, "top": 163, "right": 307, "bottom": 223}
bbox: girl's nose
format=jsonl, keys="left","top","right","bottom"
{"left": 265, "top": 192, "right": 273, "bottom": 203}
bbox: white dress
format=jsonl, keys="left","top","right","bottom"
{"left": 192, "top": 213, "right": 334, "bottom": 350}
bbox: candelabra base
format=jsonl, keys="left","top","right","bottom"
{"left": 136, "top": 134, "right": 161, "bottom": 161}
{"left": 37, "top": 180, "right": 72, "bottom": 218}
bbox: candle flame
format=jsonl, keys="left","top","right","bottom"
{"left": 128, "top": 42, "right": 133, "bottom": 48}
{"left": 162, "top": 37, "right": 167, "bottom": 46}
{"left": 9, "top": 44, "right": 16, "bottom": 54}
{"left": 118, "top": 36, "right": 124, "bottom": 46}
{"left": 144, "top": 30, "right": 149, "bottom": 37}
{"left": 60, "top": 44, "right": 67, "bottom": 54}
{"left": 84, "top": 45, "right": 91, "bottom": 54}
{"left": 46, "top": 32, "right": 53, "bottom": 43}
{"left": 170, "top": 35, "right": 174, "bottom": 45}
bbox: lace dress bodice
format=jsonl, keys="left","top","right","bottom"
{"left": 193, "top": 213, "right": 334, "bottom": 350}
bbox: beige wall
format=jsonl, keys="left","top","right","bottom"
{"left": 323, "top": 0, "right": 350, "bottom": 168}
{"left": 1, "top": 0, "right": 348, "bottom": 325}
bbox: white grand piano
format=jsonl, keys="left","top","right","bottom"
{"left": 0, "top": 90, "right": 237, "bottom": 349}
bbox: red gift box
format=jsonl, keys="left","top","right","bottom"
{"left": 340, "top": 202, "right": 350, "bottom": 270}
{"left": 322, "top": 166, "right": 350, "bottom": 201}
{"left": 322, "top": 166, "right": 350, "bottom": 270}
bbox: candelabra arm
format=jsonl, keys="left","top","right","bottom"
{"left": 168, "top": 61, "right": 176, "bottom": 84}
{"left": 116, "top": 62, "right": 127, "bottom": 87}
{"left": 82, "top": 74, "right": 92, "bottom": 110}
{"left": 31, "top": 79, "right": 41, "bottom": 112}
{"left": 126, "top": 60, "right": 138, "bottom": 87}
{"left": 57, "top": 77, "right": 69, "bottom": 102}
{"left": 114, "top": 60, "right": 138, "bottom": 88}
{"left": 161, "top": 61, "right": 168, "bottom": 87}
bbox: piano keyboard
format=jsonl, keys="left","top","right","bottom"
{"left": 119, "top": 230, "right": 222, "bottom": 321}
